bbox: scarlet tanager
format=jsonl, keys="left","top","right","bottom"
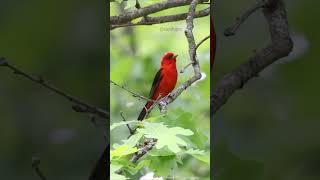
{"left": 137, "top": 52, "right": 178, "bottom": 120}
{"left": 90, "top": 52, "right": 178, "bottom": 179}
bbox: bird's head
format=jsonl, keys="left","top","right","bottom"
{"left": 161, "top": 52, "right": 178, "bottom": 66}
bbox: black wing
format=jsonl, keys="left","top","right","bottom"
{"left": 149, "top": 68, "right": 163, "bottom": 98}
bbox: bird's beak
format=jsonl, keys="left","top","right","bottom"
{"left": 173, "top": 54, "right": 178, "bottom": 59}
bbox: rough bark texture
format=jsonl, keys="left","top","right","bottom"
{"left": 211, "top": 0, "right": 293, "bottom": 114}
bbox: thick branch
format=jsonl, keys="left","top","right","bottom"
{"left": 159, "top": 0, "right": 202, "bottom": 113}
{"left": 212, "top": 0, "right": 293, "bottom": 114}
{"left": 0, "top": 58, "right": 109, "bottom": 120}
{"left": 110, "top": 0, "right": 208, "bottom": 25}
{"left": 111, "top": 7, "right": 210, "bottom": 30}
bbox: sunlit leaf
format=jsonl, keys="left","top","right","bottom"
{"left": 184, "top": 149, "right": 210, "bottom": 165}
{"left": 138, "top": 122, "right": 193, "bottom": 153}
{"left": 110, "top": 164, "right": 128, "bottom": 180}
{"left": 111, "top": 145, "right": 138, "bottom": 159}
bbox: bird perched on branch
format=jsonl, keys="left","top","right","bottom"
{"left": 137, "top": 52, "right": 178, "bottom": 120}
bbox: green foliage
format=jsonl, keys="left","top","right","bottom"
{"left": 137, "top": 122, "right": 193, "bottom": 153}
{"left": 110, "top": 112, "right": 210, "bottom": 179}
{"left": 110, "top": 164, "right": 127, "bottom": 180}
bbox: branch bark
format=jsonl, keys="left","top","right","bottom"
{"left": 111, "top": 7, "right": 209, "bottom": 30}
{"left": 211, "top": 0, "right": 293, "bottom": 114}
{"left": 110, "top": 0, "right": 208, "bottom": 25}
{"left": 159, "top": 0, "right": 203, "bottom": 113}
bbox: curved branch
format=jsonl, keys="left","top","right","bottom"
{"left": 211, "top": 0, "right": 293, "bottom": 114}
{"left": 224, "top": 0, "right": 265, "bottom": 36}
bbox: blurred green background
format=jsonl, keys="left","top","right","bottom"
{"left": 0, "top": 1, "right": 107, "bottom": 179}
{"left": 213, "top": 0, "right": 320, "bottom": 180}
{"left": 110, "top": 1, "right": 210, "bottom": 178}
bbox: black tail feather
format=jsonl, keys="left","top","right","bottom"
{"left": 137, "top": 103, "right": 148, "bottom": 120}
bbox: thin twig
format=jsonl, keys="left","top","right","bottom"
{"left": 120, "top": 111, "right": 134, "bottom": 135}
{"left": 224, "top": 0, "right": 265, "bottom": 36}
{"left": 110, "top": 80, "right": 154, "bottom": 102}
{"left": 196, "top": 35, "right": 210, "bottom": 51}
{"left": 128, "top": 95, "right": 163, "bottom": 137}
{"left": 32, "top": 157, "right": 47, "bottom": 180}
{"left": 180, "top": 35, "right": 210, "bottom": 73}
{"left": 0, "top": 58, "right": 109, "bottom": 120}
{"left": 180, "top": 62, "right": 193, "bottom": 73}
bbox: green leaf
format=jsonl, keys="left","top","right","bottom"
{"left": 120, "top": 132, "right": 143, "bottom": 148}
{"left": 110, "top": 120, "right": 141, "bottom": 131}
{"left": 110, "top": 164, "right": 127, "bottom": 180}
{"left": 111, "top": 145, "right": 138, "bottom": 160}
{"left": 184, "top": 149, "right": 210, "bottom": 165}
{"left": 159, "top": 109, "right": 209, "bottom": 149}
{"left": 148, "top": 146, "right": 176, "bottom": 157}
{"left": 124, "top": 160, "right": 151, "bottom": 175}
{"left": 147, "top": 155, "right": 177, "bottom": 177}
{"left": 138, "top": 122, "right": 193, "bottom": 153}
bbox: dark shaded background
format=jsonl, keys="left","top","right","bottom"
{"left": 213, "top": 0, "right": 320, "bottom": 180}
{"left": 0, "top": 1, "right": 107, "bottom": 179}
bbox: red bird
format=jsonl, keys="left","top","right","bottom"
{"left": 138, "top": 52, "right": 178, "bottom": 120}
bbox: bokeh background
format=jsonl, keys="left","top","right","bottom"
{"left": 213, "top": 0, "right": 320, "bottom": 180}
{"left": 110, "top": 1, "right": 210, "bottom": 178}
{"left": 0, "top": 1, "right": 107, "bottom": 179}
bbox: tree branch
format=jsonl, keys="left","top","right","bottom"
{"left": 120, "top": 111, "right": 134, "bottom": 135}
{"left": 110, "top": 80, "right": 155, "bottom": 102}
{"left": 196, "top": 35, "right": 210, "bottom": 51}
{"left": 110, "top": 0, "right": 208, "bottom": 25}
{"left": 224, "top": 0, "right": 265, "bottom": 36}
{"left": 111, "top": 7, "right": 210, "bottom": 30}
{"left": 211, "top": 0, "right": 293, "bottom": 114}
{"left": 181, "top": 34, "right": 210, "bottom": 73}
{"left": 159, "top": 0, "right": 203, "bottom": 113}
{"left": 130, "top": 139, "right": 157, "bottom": 163}
{"left": 0, "top": 57, "right": 109, "bottom": 120}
